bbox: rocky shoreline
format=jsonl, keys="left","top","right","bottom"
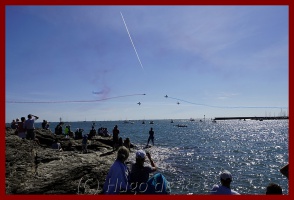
{"left": 5, "top": 127, "right": 129, "bottom": 194}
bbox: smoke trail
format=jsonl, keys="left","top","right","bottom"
{"left": 120, "top": 12, "right": 144, "bottom": 70}
{"left": 6, "top": 93, "right": 146, "bottom": 104}
{"left": 166, "top": 96, "right": 288, "bottom": 109}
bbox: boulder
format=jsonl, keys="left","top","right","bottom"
{"left": 5, "top": 128, "right": 122, "bottom": 194}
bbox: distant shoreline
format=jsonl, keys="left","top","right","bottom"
{"left": 5, "top": 117, "right": 289, "bottom": 125}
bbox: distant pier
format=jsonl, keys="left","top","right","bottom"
{"left": 214, "top": 116, "right": 288, "bottom": 121}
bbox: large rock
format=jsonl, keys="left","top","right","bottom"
{"left": 5, "top": 128, "right": 124, "bottom": 194}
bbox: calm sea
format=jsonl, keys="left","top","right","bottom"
{"left": 32, "top": 119, "right": 289, "bottom": 194}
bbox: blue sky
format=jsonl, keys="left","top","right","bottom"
{"left": 5, "top": 6, "right": 288, "bottom": 122}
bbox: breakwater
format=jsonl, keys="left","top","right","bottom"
{"left": 214, "top": 116, "right": 288, "bottom": 121}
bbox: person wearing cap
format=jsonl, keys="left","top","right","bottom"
{"left": 103, "top": 146, "right": 131, "bottom": 194}
{"left": 130, "top": 149, "right": 157, "bottom": 193}
{"left": 211, "top": 170, "right": 240, "bottom": 195}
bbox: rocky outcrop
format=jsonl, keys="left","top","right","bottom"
{"left": 5, "top": 128, "right": 125, "bottom": 194}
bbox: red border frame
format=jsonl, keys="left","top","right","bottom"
{"left": 1, "top": 1, "right": 292, "bottom": 200}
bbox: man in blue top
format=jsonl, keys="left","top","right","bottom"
{"left": 211, "top": 170, "right": 240, "bottom": 195}
{"left": 24, "top": 114, "right": 39, "bottom": 140}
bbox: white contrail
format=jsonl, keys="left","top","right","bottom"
{"left": 120, "top": 12, "right": 144, "bottom": 70}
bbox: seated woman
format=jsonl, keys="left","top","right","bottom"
{"left": 103, "top": 146, "right": 131, "bottom": 194}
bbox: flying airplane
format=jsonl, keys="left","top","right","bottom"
{"left": 164, "top": 95, "right": 168, "bottom": 98}
{"left": 137, "top": 102, "right": 141, "bottom": 105}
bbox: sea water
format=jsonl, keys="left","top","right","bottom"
{"left": 36, "top": 119, "right": 289, "bottom": 195}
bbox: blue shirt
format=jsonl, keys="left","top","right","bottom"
{"left": 103, "top": 160, "right": 130, "bottom": 194}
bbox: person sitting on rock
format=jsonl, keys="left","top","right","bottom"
{"left": 52, "top": 139, "right": 62, "bottom": 151}
{"left": 123, "top": 138, "right": 131, "bottom": 151}
{"left": 130, "top": 150, "right": 157, "bottom": 194}
{"left": 75, "top": 128, "right": 83, "bottom": 140}
{"left": 103, "top": 128, "right": 110, "bottom": 137}
{"left": 103, "top": 146, "right": 132, "bottom": 194}
{"left": 64, "top": 142, "right": 74, "bottom": 151}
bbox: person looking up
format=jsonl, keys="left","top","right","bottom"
{"left": 24, "top": 114, "right": 39, "bottom": 140}
{"left": 130, "top": 150, "right": 157, "bottom": 193}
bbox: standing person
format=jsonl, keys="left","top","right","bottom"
{"left": 147, "top": 127, "right": 155, "bottom": 146}
{"left": 17, "top": 117, "right": 26, "bottom": 139}
{"left": 211, "top": 170, "right": 240, "bottom": 195}
{"left": 64, "top": 125, "right": 69, "bottom": 137}
{"left": 112, "top": 125, "right": 120, "bottom": 151}
{"left": 55, "top": 122, "right": 63, "bottom": 135}
{"left": 103, "top": 146, "right": 131, "bottom": 194}
{"left": 24, "top": 114, "right": 39, "bottom": 140}
{"left": 64, "top": 125, "right": 72, "bottom": 138}
{"left": 130, "top": 150, "right": 157, "bottom": 193}
{"left": 82, "top": 135, "right": 88, "bottom": 153}
{"left": 88, "top": 125, "right": 97, "bottom": 139}
{"left": 42, "top": 120, "right": 47, "bottom": 129}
